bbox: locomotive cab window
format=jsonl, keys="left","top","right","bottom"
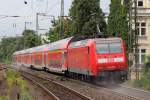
{"left": 109, "top": 43, "right": 122, "bottom": 53}
{"left": 96, "top": 42, "right": 122, "bottom": 54}
{"left": 96, "top": 44, "right": 109, "bottom": 54}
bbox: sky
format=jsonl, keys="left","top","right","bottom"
{"left": 0, "top": 0, "right": 110, "bottom": 37}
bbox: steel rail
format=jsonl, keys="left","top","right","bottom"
{"left": 5, "top": 65, "right": 59, "bottom": 100}
{"left": 69, "top": 78, "right": 140, "bottom": 100}
{"left": 20, "top": 70, "right": 139, "bottom": 100}
{"left": 20, "top": 70, "right": 92, "bottom": 100}
{"left": 5, "top": 64, "right": 145, "bottom": 100}
{"left": 21, "top": 73, "right": 59, "bottom": 100}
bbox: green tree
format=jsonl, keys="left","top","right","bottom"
{"left": 107, "top": 0, "right": 128, "bottom": 40}
{"left": 143, "top": 56, "right": 150, "bottom": 73}
{"left": 22, "top": 30, "right": 41, "bottom": 48}
{"left": 48, "top": 0, "right": 106, "bottom": 41}
{"left": 0, "top": 37, "right": 20, "bottom": 62}
{"left": 48, "top": 18, "right": 73, "bottom": 42}
{"left": 69, "top": 0, "right": 106, "bottom": 36}
{"left": 0, "top": 29, "right": 41, "bottom": 62}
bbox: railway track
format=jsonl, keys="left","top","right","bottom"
{"left": 21, "top": 72, "right": 59, "bottom": 100}
{"left": 19, "top": 70, "right": 92, "bottom": 100}
{"left": 18, "top": 67, "right": 139, "bottom": 100}
{"left": 5, "top": 64, "right": 150, "bottom": 100}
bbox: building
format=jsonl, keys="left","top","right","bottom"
{"left": 128, "top": 0, "right": 150, "bottom": 79}
{"left": 135, "top": 0, "right": 150, "bottom": 67}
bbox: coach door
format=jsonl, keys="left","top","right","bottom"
{"left": 31, "top": 54, "right": 34, "bottom": 66}
{"left": 43, "top": 52, "right": 48, "bottom": 67}
{"left": 62, "top": 50, "right": 67, "bottom": 71}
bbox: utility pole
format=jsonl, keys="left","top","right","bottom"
{"left": 134, "top": 0, "right": 139, "bottom": 80}
{"left": 128, "top": 0, "right": 139, "bottom": 80}
{"left": 24, "top": 22, "right": 28, "bottom": 30}
{"left": 128, "top": 0, "right": 133, "bottom": 80}
{"left": 35, "top": 13, "right": 55, "bottom": 44}
{"left": 36, "top": 13, "right": 40, "bottom": 45}
{"left": 59, "top": 0, "right": 64, "bottom": 39}
{"left": 36, "top": 13, "right": 39, "bottom": 34}
{"left": 24, "top": 22, "right": 32, "bottom": 30}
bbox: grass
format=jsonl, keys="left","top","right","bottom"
{"left": 133, "top": 72, "right": 150, "bottom": 91}
{"left": 0, "top": 96, "right": 9, "bottom": 100}
{"left": 5, "top": 69, "right": 33, "bottom": 100}
{"left": 2, "top": 59, "right": 11, "bottom": 65}
{"left": 129, "top": 56, "right": 150, "bottom": 91}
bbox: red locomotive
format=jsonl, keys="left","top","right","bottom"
{"left": 12, "top": 37, "right": 128, "bottom": 81}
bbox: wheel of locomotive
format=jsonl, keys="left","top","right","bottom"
{"left": 64, "top": 70, "right": 70, "bottom": 77}
{"left": 43, "top": 67, "right": 48, "bottom": 72}
{"left": 30, "top": 65, "right": 33, "bottom": 69}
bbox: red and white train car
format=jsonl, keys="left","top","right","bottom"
{"left": 13, "top": 37, "right": 73, "bottom": 73}
{"left": 12, "top": 37, "right": 128, "bottom": 80}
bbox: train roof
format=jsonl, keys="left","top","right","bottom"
{"left": 13, "top": 37, "right": 123, "bottom": 55}
{"left": 69, "top": 38, "right": 92, "bottom": 48}
{"left": 13, "top": 44, "right": 51, "bottom": 55}
{"left": 95, "top": 37, "right": 122, "bottom": 40}
{"left": 48, "top": 37, "right": 73, "bottom": 51}
{"left": 68, "top": 37, "right": 123, "bottom": 48}
{"left": 95, "top": 37, "right": 122, "bottom": 43}
{"left": 13, "top": 37, "right": 73, "bottom": 55}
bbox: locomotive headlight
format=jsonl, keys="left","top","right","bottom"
{"left": 114, "top": 57, "right": 124, "bottom": 62}
{"left": 98, "top": 58, "right": 108, "bottom": 63}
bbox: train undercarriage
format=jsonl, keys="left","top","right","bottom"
{"left": 64, "top": 69, "right": 128, "bottom": 85}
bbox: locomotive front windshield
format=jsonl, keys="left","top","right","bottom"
{"left": 96, "top": 44, "right": 109, "bottom": 54}
{"left": 96, "top": 42, "right": 122, "bottom": 54}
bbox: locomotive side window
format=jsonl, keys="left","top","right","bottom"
{"left": 109, "top": 43, "right": 122, "bottom": 53}
{"left": 70, "top": 40, "right": 88, "bottom": 48}
{"left": 96, "top": 44, "right": 109, "bottom": 54}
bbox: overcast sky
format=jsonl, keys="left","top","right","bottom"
{"left": 0, "top": 0, "right": 110, "bottom": 37}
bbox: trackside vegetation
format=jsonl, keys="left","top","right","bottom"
{"left": 0, "top": 30, "right": 41, "bottom": 63}
{"left": 133, "top": 56, "right": 150, "bottom": 91}
{"left": 0, "top": 69, "right": 32, "bottom": 100}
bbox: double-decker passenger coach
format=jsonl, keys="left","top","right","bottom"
{"left": 12, "top": 37, "right": 128, "bottom": 82}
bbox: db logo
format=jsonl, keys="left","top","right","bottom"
{"left": 108, "top": 58, "right": 114, "bottom": 62}
{"left": 109, "top": 55, "right": 112, "bottom": 58}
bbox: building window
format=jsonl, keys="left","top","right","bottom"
{"left": 136, "top": 22, "right": 146, "bottom": 36}
{"left": 137, "top": 0, "right": 143, "bottom": 7}
{"left": 138, "top": 49, "right": 146, "bottom": 64}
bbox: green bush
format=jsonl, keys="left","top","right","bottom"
{"left": 0, "top": 96, "right": 9, "bottom": 100}
{"left": 6, "top": 69, "right": 32, "bottom": 100}
{"left": 134, "top": 56, "right": 150, "bottom": 91}
{"left": 133, "top": 79, "right": 143, "bottom": 88}
{"left": 143, "top": 56, "right": 150, "bottom": 73}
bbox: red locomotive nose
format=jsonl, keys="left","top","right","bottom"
{"left": 97, "top": 54, "right": 126, "bottom": 71}
{"left": 95, "top": 40, "right": 127, "bottom": 71}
